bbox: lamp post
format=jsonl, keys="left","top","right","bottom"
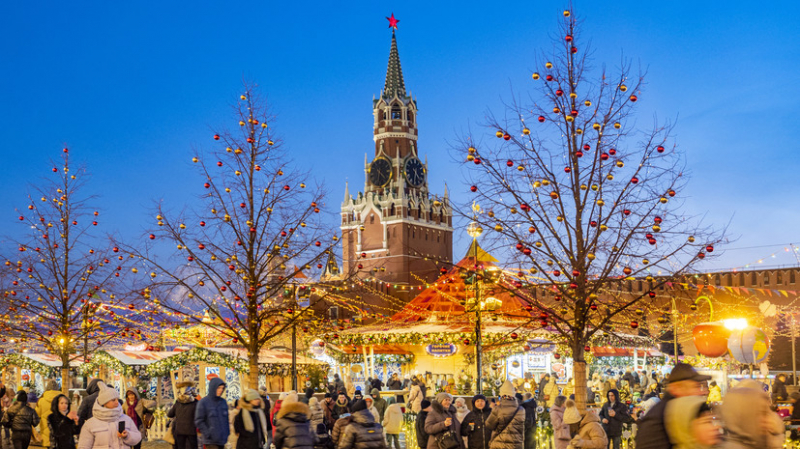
{"left": 466, "top": 217, "right": 484, "bottom": 392}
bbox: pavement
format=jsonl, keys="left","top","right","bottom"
{"left": 10, "top": 439, "right": 172, "bottom": 449}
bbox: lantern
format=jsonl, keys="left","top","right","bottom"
{"left": 692, "top": 322, "right": 730, "bottom": 358}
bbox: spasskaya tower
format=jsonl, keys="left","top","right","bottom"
{"left": 341, "top": 19, "right": 453, "bottom": 301}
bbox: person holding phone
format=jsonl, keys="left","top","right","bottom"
{"left": 424, "top": 393, "right": 463, "bottom": 449}
{"left": 77, "top": 386, "right": 141, "bottom": 449}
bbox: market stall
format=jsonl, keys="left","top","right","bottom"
{"left": 0, "top": 353, "right": 84, "bottom": 393}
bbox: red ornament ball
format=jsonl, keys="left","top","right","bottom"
{"left": 706, "top": 245, "right": 714, "bottom": 253}
{"left": 565, "top": 35, "right": 573, "bottom": 42}
{"left": 510, "top": 332, "right": 518, "bottom": 339}
{"left": 503, "top": 133, "right": 511, "bottom": 141}
{"left": 470, "top": 185, "right": 477, "bottom": 192}
{"left": 630, "top": 321, "right": 639, "bottom": 329}
{"left": 553, "top": 352, "right": 561, "bottom": 359}
{"left": 609, "top": 148, "right": 617, "bottom": 155}
{"left": 630, "top": 95, "right": 638, "bottom": 102}
{"left": 538, "top": 116, "right": 545, "bottom": 123}
{"left": 213, "top": 134, "right": 220, "bottom": 140}
{"left": 631, "top": 177, "right": 639, "bottom": 184}
{"left": 657, "top": 145, "right": 665, "bottom": 153}
{"left": 506, "top": 160, "right": 514, "bottom": 167}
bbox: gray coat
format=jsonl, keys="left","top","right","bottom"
{"left": 485, "top": 398, "right": 525, "bottom": 449}
{"left": 338, "top": 410, "right": 386, "bottom": 449}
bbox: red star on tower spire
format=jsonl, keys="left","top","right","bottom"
{"left": 386, "top": 13, "right": 399, "bottom": 30}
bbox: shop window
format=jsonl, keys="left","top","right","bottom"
{"left": 791, "top": 270, "right": 797, "bottom": 284}
{"left": 777, "top": 271, "right": 783, "bottom": 284}
{"left": 751, "top": 272, "right": 757, "bottom": 285}
{"left": 764, "top": 273, "right": 770, "bottom": 286}
{"left": 329, "top": 306, "right": 339, "bottom": 320}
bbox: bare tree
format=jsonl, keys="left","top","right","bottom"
{"left": 454, "top": 9, "right": 724, "bottom": 409}
{"left": 123, "top": 84, "right": 341, "bottom": 388}
{"left": 1, "top": 150, "right": 140, "bottom": 393}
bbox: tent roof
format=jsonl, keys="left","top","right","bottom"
{"left": 101, "top": 351, "right": 179, "bottom": 365}
{"left": 206, "top": 347, "right": 325, "bottom": 365}
{"left": 16, "top": 353, "right": 84, "bottom": 368}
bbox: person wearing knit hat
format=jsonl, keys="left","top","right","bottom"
{"left": 460, "top": 394, "right": 492, "bottom": 449}
{"left": 77, "top": 385, "right": 142, "bottom": 449}
{"left": 423, "top": 393, "right": 463, "bottom": 449}
{"left": 487, "top": 382, "right": 525, "bottom": 449}
{"left": 234, "top": 390, "right": 269, "bottom": 449}
{"left": 562, "top": 399, "right": 606, "bottom": 449}
{"left": 416, "top": 400, "right": 433, "bottom": 449}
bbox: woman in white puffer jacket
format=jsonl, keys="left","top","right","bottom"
{"left": 78, "top": 386, "right": 141, "bottom": 449}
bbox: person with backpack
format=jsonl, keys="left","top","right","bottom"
{"left": 519, "top": 393, "right": 537, "bottom": 449}
{"left": 486, "top": 381, "right": 525, "bottom": 449}
{"left": 460, "top": 395, "right": 492, "bottom": 449}
{"left": 2, "top": 391, "right": 41, "bottom": 449}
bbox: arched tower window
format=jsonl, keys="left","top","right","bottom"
{"left": 408, "top": 111, "right": 414, "bottom": 123}
{"left": 390, "top": 203, "right": 396, "bottom": 216}
{"left": 391, "top": 104, "right": 402, "bottom": 120}
{"left": 370, "top": 215, "right": 375, "bottom": 224}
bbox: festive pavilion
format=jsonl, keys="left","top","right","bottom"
{"left": 0, "top": 353, "right": 85, "bottom": 392}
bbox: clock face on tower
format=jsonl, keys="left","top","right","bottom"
{"left": 369, "top": 157, "right": 393, "bottom": 187}
{"left": 404, "top": 157, "right": 425, "bottom": 187}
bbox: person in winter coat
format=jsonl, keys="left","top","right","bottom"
{"left": 370, "top": 378, "right": 384, "bottom": 393}
{"left": 416, "top": 400, "right": 431, "bottom": 449}
{"left": 719, "top": 380, "right": 784, "bottom": 449}
{"left": 338, "top": 400, "right": 386, "bottom": 449}
{"left": 541, "top": 376, "right": 559, "bottom": 409}
{"left": 302, "top": 389, "right": 315, "bottom": 406}
{"left": 322, "top": 394, "right": 336, "bottom": 430}
{"left": 369, "top": 390, "right": 387, "bottom": 423}
{"left": 486, "top": 381, "right": 525, "bottom": 449}
{"left": 308, "top": 398, "right": 325, "bottom": 432}
{"left": 77, "top": 379, "right": 107, "bottom": 431}
{"left": 168, "top": 382, "right": 198, "bottom": 449}
{"left": 460, "top": 395, "right": 492, "bottom": 449}
{"left": 3, "top": 391, "right": 41, "bottom": 449}
{"left": 382, "top": 404, "right": 403, "bottom": 449}
{"left": 314, "top": 424, "right": 334, "bottom": 449}
{"left": 195, "top": 377, "right": 229, "bottom": 449}
{"left": 331, "top": 413, "right": 352, "bottom": 448}
{"left": 386, "top": 375, "right": 403, "bottom": 403}
{"left": 274, "top": 400, "right": 313, "bottom": 449}
{"left": 665, "top": 396, "right": 720, "bottom": 449}
{"left": 454, "top": 398, "right": 470, "bottom": 424}
{"left": 77, "top": 386, "right": 141, "bottom": 449}
{"left": 424, "top": 393, "right": 463, "bottom": 449}
{"left": 407, "top": 383, "right": 423, "bottom": 414}
{"left": 706, "top": 381, "right": 722, "bottom": 404}
{"left": 561, "top": 400, "right": 607, "bottom": 449}
{"left": 37, "top": 380, "right": 62, "bottom": 448}
{"left": 333, "top": 394, "right": 350, "bottom": 422}
{"left": 519, "top": 393, "right": 537, "bottom": 449}
{"left": 333, "top": 376, "right": 345, "bottom": 394}
{"left": 561, "top": 379, "right": 574, "bottom": 400}
{"left": 234, "top": 390, "right": 269, "bottom": 449}
{"left": 550, "top": 397, "right": 570, "bottom": 449}
{"left": 363, "top": 398, "right": 380, "bottom": 423}
{"left": 622, "top": 370, "right": 637, "bottom": 392}
{"left": 635, "top": 364, "right": 710, "bottom": 449}
{"left": 772, "top": 374, "right": 788, "bottom": 403}
{"left": 124, "top": 389, "right": 155, "bottom": 449}
{"left": 599, "top": 389, "right": 632, "bottom": 449}
{"left": 47, "top": 394, "right": 78, "bottom": 449}
{"left": 273, "top": 393, "right": 289, "bottom": 432}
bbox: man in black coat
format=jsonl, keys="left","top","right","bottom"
{"left": 773, "top": 373, "right": 789, "bottom": 403}
{"left": 415, "top": 400, "right": 431, "bottom": 449}
{"left": 599, "top": 389, "right": 632, "bottom": 449}
{"left": 634, "top": 364, "right": 710, "bottom": 449}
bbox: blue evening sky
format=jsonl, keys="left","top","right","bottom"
{"left": 2, "top": 1, "right": 798, "bottom": 272}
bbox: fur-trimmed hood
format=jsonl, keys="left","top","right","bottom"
{"left": 276, "top": 400, "right": 310, "bottom": 421}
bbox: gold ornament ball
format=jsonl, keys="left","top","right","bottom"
{"left": 592, "top": 123, "right": 601, "bottom": 130}
{"left": 545, "top": 62, "right": 553, "bottom": 69}
{"left": 532, "top": 73, "right": 540, "bottom": 80}
{"left": 240, "top": 95, "right": 247, "bottom": 100}
{"left": 614, "top": 122, "right": 621, "bottom": 129}
{"left": 523, "top": 128, "right": 530, "bottom": 135}
{"left": 563, "top": 10, "right": 570, "bottom": 16}
{"left": 619, "top": 84, "right": 628, "bottom": 92}
{"left": 584, "top": 100, "right": 591, "bottom": 107}
{"left": 688, "top": 236, "right": 695, "bottom": 243}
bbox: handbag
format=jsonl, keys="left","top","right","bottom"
{"left": 163, "top": 420, "right": 175, "bottom": 444}
{"left": 436, "top": 430, "right": 460, "bottom": 449}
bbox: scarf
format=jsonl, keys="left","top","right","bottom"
{"left": 241, "top": 403, "right": 268, "bottom": 441}
{"left": 126, "top": 397, "right": 139, "bottom": 424}
{"left": 92, "top": 399, "right": 123, "bottom": 422}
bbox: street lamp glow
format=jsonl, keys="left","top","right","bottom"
{"left": 723, "top": 318, "right": 747, "bottom": 330}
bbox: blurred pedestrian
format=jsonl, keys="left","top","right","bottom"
{"left": 273, "top": 395, "right": 312, "bottom": 449}
{"left": 550, "top": 396, "right": 570, "bottom": 449}
{"left": 234, "top": 390, "right": 269, "bottom": 449}
{"left": 168, "top": 382, "right": 198, "bottom": 449}
{"left": 454, "top": 398, "right": 469, "bottom": 424}
{"left": 665, "top": 396, "right": 720, "bottom": 449}
{"left": 382, "top": 403, "right": 403, "bottom": 449}
{"left": 408, "top": 382, "right": 423, "bottom": 413}
{"left": 194, "top": 378, "right": 229, "bottom": 449}
{"left": 308, "top": 398, "right": 324, "bottom": 432}
{"left": 77, "top": 379, "right": 106, "bottom": 431}
{"left": 771, "top": 374, "right": 788, "bottom": 403}
{"left": 37, "top": 380, "right": 62, "bottom": 448}
{"left": 370, "top": 390, "right": 387, "bottom": 422}
{"left": 719, "top": 380, "right": 784, "bottom": 449}
{"left": 520, "top": 393, "right": 537, "bottom": 449}
{"left": 635, "top": 363, "right": 710, "bottom": 449}
{"left": 415, "top": 400, "right": 432, "bottom": 449}
{"left": 562, "top": 400, "right": 606, "bottom": 449}
{"left": 313, "top": 424, "right": 333, "bottom": 449}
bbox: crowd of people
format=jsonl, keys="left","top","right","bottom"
{"left": 0, "top": 366, "right": 794, "bottom": 449}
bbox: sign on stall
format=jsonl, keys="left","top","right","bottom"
{"left": 425, "top": 343, "right": 458, "bottom": 357}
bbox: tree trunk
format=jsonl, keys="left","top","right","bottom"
{"left": 248, "top": 349, "right": 259, "bottom": 389}
{"left": 61, "top": 366, "right": 70, "bottom": 395}
{"left": 572, "top": 342, "right": 588, "bottom": 411}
